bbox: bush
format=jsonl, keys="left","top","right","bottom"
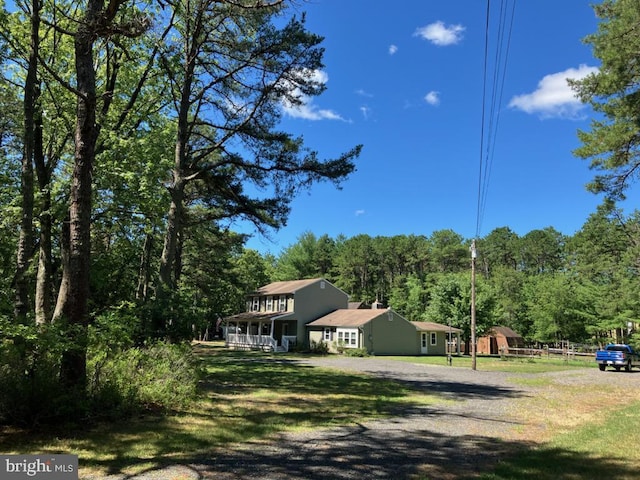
{"left": 0, "top": 320, "right": 83, "bottom": 427}
{"left": 309, "top": 340, "right": 330, "bottom": 355}
{"left": 0, "top": 308, "right": 200, "bottom": 427}
{"left": 343, "top": 348, "right": 369, "bottom": 357}
{"left": 88, "top": 342, "right": 200, "bottom": 417}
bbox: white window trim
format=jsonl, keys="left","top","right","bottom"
{"left": 266, "top": 296, "right": 273, "bottom": 312}
{"left": 251, "top": 297, "right": 259, "bottom": 312}
{"left": 323, "top": 328, "right": 331, "bottom": 341}
{"left": 430, "top": 332, "right": 437, "bottom": 346}
{"left": 278, "top": 295, "right": 287, "bottom": 312}
{"left": 336, "top": 328, "right": 358, "bottom": 348}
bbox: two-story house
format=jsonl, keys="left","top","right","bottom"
{"left": 224, "top": 277, "right": 461, "bottom": 354}
{"left": 224, "top": 278, "right": 348, "bottom": 351}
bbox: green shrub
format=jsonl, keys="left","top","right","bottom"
{"left": 344, "top": 348, "right": 369, "bottom": 357}
{"left": 0, "top": 320, "right": 84, "bottom": 427}
{"left": 0, "top": 309, "right": 200, "bottom": 427}
{"left": 309, "top": 340, "right": 330, "bottom": 354}
{"left": 88, "top": 342, "right": 199, "bottom": 416}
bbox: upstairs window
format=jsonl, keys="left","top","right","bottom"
{"left": 251, "top": 297, "right": 259, "bottom": 312}
{"left": 278, "top": 295, "right": 287, "bottom": 312}
{"left": 266, "top": 296, "right": 273, "bottom": 311}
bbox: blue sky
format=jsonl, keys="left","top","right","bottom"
{"left": 239, "top": 0, "right": 637, "bottom": 255}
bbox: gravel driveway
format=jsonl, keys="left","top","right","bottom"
{"left": 86, "top": 357, "right": 640, "bottom": 480}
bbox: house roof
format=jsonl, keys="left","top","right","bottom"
{"left": 251, "top": 278, "right": 325, "bottom": 296}
{"left": 307, "top": 309, "right": 392, "bottom": 327}
{"left": 487, "top": 326, "right": 522, "bottom": 338}
{"left": 410, "top": 321, "right": 462, "bottom": 333}
{"left": 348, "top": 301, "right": 369, "bottom": 309}
{"left": 225, "top": 311, "right": 283, "bottom": 322}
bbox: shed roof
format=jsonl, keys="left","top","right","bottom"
{"left": 487, "top": 326, "right": 522, "bottom": 338}
{"left": 251, "top": 278, "right": 324, "bottom": 296}
{"left": 410, "top": 321, "right": 462, "bottom": 333}
{"left": 307, "top": 309, "right": 391, "bottom": 327}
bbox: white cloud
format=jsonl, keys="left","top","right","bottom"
{"left": 389, "top": 44, "right": 398, "bottom": 55}
{"left": 424, "top": 91, "right": 440, "bottom": 106}
{"left": 508, "top": 64, "right": 598, "bottom": 118}
{"left": 360, "top": 106, "right": 371, "bottom": 120}
{"left": 414, "top": 21, "right": 465, "bottom": 46}
{"left": 279, "top": 69, "right": 345, "bottom": 121}
{"left": 355, "top": 209, "right": 365, "bottom": 216}
{"left": 355, "top": 89, "right": 373, "bottom": 98}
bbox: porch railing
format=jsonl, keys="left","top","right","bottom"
{"left": 227, "top": 334, "right": 277, "bottom": 351}
{"left": 282, "top": 335, "right": 297, "bottom": 352}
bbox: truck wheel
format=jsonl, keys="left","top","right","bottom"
{"left": 599, "top": 364, "right": 606, "bottom": 371}
{"left": 615, "top": 366, "right": 621, "bottom": 371}
{"left": 626, "top": 361, "right": 632, "bottom": 372}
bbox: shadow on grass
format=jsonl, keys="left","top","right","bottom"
{"left": 4, "top": 344, "right": 608, "bottom": 479}
{"left": 80, "top": 426, "right": 638, "bottom": 480}
{"left": 478, "top": 446, "right": 636, "bottom": 480}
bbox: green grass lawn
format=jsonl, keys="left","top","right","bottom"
{"left": 388, "top": 353, "right": 595, "bottom": 373}
{"left": 0, "top": 343, "right": 635, "bottom": 480}
{"left": 0, "top": 343, "right": 442, "bottom": 477}
{"left": 478, "top": 401, "right": 640, "bottom": 480}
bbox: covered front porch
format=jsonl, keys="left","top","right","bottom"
{"left": 224, "top": 312, "right": 298, "bottom": 352}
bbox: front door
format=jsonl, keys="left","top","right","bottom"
{"left": 421, "top": 332, "right": 428, "bottom": 354}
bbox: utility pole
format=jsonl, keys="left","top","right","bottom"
{"left": 470, "top": 238, "right": 477, "bottom": 371}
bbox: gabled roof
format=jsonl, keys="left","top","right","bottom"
{"left": 307, "top": 309, "right": 392, "bottom": 327}
{"left": 251, "top": 278, "right": 325, "bottom": 296}
{"left": 487, "top": 326, "right": 522, "bottom": 338}
{"left": 410, "top": 321, "right": 462, "bottom": 333}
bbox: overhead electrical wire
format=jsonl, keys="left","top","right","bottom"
{"left": 475, "top": 0, "right": 516, "bottom": 239}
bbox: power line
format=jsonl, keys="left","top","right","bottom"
{"left": 475, "top": 0, "right": 516, "bottom": 239}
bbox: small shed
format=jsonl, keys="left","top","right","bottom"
{"left": 477, "top": 326, "right": 524, "bottom": 355}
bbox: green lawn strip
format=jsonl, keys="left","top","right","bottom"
{"left": 388, "top": 355, "right": 594, "bottom": 373}
{"left": 0, "top": 346, "right": 441, "bottom": 477}
{"left": 478, "top": 401, "right": 640, "bottom": 480}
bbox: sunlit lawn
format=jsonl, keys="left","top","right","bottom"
{"left": 0, "top": 343, "right": 442, "bottom": 477}
{"left": 388, "top": 353, "right": 594, "bottom": 373}
{"left": 1, "top": 343, "right": 633, "bottom": 480}
{"left": 478, "top": 401, "right": 640, "bottom": 480}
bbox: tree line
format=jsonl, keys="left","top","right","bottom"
{"left": 267, "top": 201, "right": 640, "bottom": 347}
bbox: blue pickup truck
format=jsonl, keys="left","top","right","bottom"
{"left": 595, "top": 344, "right": 640, "bottom": 372}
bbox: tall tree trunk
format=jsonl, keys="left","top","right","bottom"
{"left": 158, "top": 24, "right": 196, "bottom": 292}
{"left": 35, "top": 179, "right": 52, "bottom": 324}
{"left": 14, "top": 0, "right": 40, "bottom": 322}
{"left": 136, "top": 231, "right": 153, "bottom": 301}
{"left": 55, "top": 0, "right": 101, "bottom": 388}
{"left": 159, "top": 185, "right": 184, "bottom": 290}
{"left": 53, "top": 213, "right": 70, "bottom": 321}
{"left": 33, "top": 87, "right": 52, "bottom": 324}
